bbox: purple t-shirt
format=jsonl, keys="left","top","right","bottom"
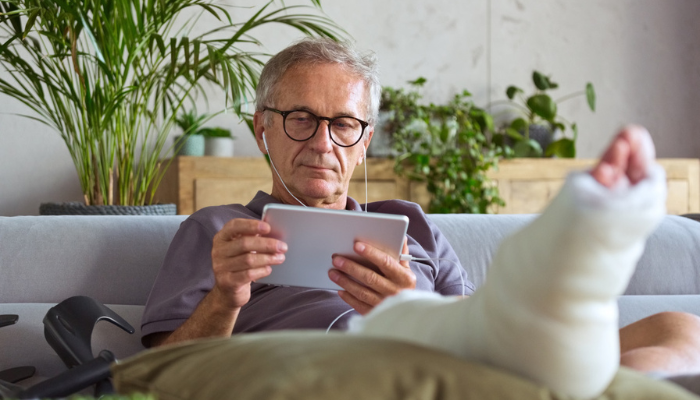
{"left": 141, "top": 192, "right": 475, "bottom": 345}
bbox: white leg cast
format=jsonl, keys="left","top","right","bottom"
{"left": 348, "top": 158, "right": 666, "bottom": 398}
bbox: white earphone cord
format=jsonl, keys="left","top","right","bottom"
{"left": 325, "top": 256, "right": 467, "bottom": 333}
{"left": 363, "top": 144, "right": 368, "bottom": 212}
{"left": 263, "top": 132, "right": 307, "bottom": 208}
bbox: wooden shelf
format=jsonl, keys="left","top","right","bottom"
{"left": 155, "top": 157, "right": 700, "bottom": 215}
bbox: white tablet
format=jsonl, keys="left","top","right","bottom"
{"left": 256, "top": 204, "right": 409, "bottom": 290}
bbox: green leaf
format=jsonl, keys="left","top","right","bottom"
{"left": 513, "top": 138, "right": 543, "bottom": 157}
{"left": 545, "top": 138, "right": 576, "bottom": 158}
{"left": 532, "top": 71, "right": 549, "bottom": 90}
{"left": 439, "top": 122, "right": 449, "bottom": 143}
{"left": 526, "top": 94, "right": 557, "bottom": 121}
{"left": 22, "top": 9, "right": 39, "bottom": 40}
{"left": 509, "top": 117, "right": 528, "bottom": 132}
{"left": 571, "top": 123, "right": 579, "bottom": 141}
{"left": 505, "top": 128, "right": 523, "bottom": 140}
{"left": 1, "top": 2, "right": 22, "bottom": 36}
{"left": 506, "top": 85, "right": 523, "bottom": 100}
{"left": 586, "top": 82, "right": 596, "bottom": 111}
{"left": 481, "top": 112, "right": 494, "bottom": 132}
{"left": 408, "top": 77, "right": 427, "bottom": 87}
{"left": 199, "top": 127, "right": 232, "bottom": 138}
{"left": 78, "top": 11, "right": 106, "bottom": 64}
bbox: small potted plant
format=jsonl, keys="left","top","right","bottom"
{"left": 174, "top": 110, "right": 235, "bottom": 157}
{"left": 174, "top": 110, "right": 207, "bottom": 157}
{"left": 202, "top": 127, "right": 235, "bottom": 157}
{"left": 494, "top": 71, "right": 596, "bottom": 158}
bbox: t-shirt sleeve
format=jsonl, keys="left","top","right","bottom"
{"left": 379, "top": 200, "right": 476, "bottom": 297}
{"left": 140, "top": 218, "right": 217, "bottom": 345}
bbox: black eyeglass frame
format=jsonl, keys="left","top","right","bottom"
{"left": 264, "top": 107, "right": 369, "bottom": 148}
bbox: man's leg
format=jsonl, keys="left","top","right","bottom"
{"left": 348, "top": 126, "right": 667, "bottom": 398}
{"left": 620, "top": 312, "right": 700, "bottom": 375}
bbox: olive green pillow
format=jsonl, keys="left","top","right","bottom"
{"left": 112, "top": 332, "right": 699, "bottom": 400}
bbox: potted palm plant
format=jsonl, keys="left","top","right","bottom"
{"left": 0, "top": 0, "right": 344, "bottom": 214}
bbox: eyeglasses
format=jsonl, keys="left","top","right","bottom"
{"left": 264, "top": 107, "right": 369, "bottom": 147}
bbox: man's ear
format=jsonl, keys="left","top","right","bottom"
{"left": 357, "top": 126, "right": 374, "bottom": 165}
{"left": 253, "top": 111, "right": 267, "bottom": 155}
{"left": 363, "top": 125, "right": 374, "bottom": 154}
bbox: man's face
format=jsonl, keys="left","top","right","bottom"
{"left": 254, "top": 63, "right": 373, "bottom": 209}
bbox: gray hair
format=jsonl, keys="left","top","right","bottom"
{"left": 256, "top": 37, "right": 381, "bottom": 127}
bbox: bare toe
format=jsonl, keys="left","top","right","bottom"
{"left": 620, "top": 125, "right": 655, "bottom": 185}
{"left": 591, "top": 136, "right": 630, "bottom": 188}
{"left": 591, "top": 125, "right": 655, "bottom": 188}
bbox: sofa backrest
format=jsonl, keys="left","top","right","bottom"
{"left": 0, "top": 216, "right": 187, "bottom": 305}
{"left": 2, "top": 213, "right": 700, "bottom": 307}
{"left": 430, "top": 214, "right": 700, "bottom": 295}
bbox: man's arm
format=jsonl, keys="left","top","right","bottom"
{"left": 146, "top": 288, "right": 240, "bottom": 347}
{"left": 149, "top": 218, "right": 287, "bottom": 347}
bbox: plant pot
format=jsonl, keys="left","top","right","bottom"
{"left": 204, "top": 137, "right": 235, "bottom": 157}
{"left": 174, "top": 135, "right": 205, "bottom": 156}
{"left": 39, "top": 202, "right": 177, "bottom": 215}
{"left": 525, "top": 124, "right": 553, "bottom": 153}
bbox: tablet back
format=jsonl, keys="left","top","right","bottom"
{"left": 257, "top": 204, "right": 409, "bottom": 290}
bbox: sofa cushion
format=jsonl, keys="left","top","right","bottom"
{"left": 0, "top": 216, "right": 186, "bottom": 305}
{"left": 428, "top": 214, "right": 700, "bottom": 295}
{"left": 112, "top": 332, "right": 699, "bottom": 400}
{"left": 618, "top": 295, "right": 700, "bottom": 328}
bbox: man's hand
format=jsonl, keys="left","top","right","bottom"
{"left": 210, "top": 219, "right": 288, "bottom": 310}
{"left": 329, "top": 238, "right": 416, "bottom": 314}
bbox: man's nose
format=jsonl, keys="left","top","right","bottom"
{"left": 307, "top": 120, "right": 334, "bottom": 152}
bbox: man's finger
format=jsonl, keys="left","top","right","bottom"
{"left": 337, "top": 290, "right": 372, "bottom": 315}
{"left": 353, "top": 241, "right": 413, "bottom": 285}
{"left": 329, "top": 269, "right": 383, "bottom": 306}
{"left": 331, "top": 256, "right": 394, "bottom": 295}
{"left": 215, "top": 252, "right": 285, "bottom": 274}
{"left": 217, "top": 235, "right": 287, "bottom": 258}
{"left": 216, "top": 219, "right": 271, "bottom": 242}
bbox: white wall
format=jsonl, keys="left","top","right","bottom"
{"left": 1, "top": 0, "right": 699, "bottom": 215}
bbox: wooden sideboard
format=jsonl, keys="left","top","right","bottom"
{"left": 155, "top": 157, "right": 700, "bottom": 215}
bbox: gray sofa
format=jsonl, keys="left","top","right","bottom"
{"left": 1, "top": 213, "right": 700, "bottom": 387}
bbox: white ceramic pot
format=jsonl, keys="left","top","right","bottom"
{"left": 174, "top": 135, "right": 205, "bottom": 156}
{"left": 204, "top": 137, "right": 235, "bottom": 157}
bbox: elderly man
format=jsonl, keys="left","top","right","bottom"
{"left": 142, "top": 38, "right": 700, "bottom": 398}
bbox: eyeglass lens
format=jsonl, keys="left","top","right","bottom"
{"left": 284, "top": 111, "right": 363, "bottom": 146}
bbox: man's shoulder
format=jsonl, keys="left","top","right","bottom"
{"left": 368, "top": 199, "right": 427, "bottom": 219}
